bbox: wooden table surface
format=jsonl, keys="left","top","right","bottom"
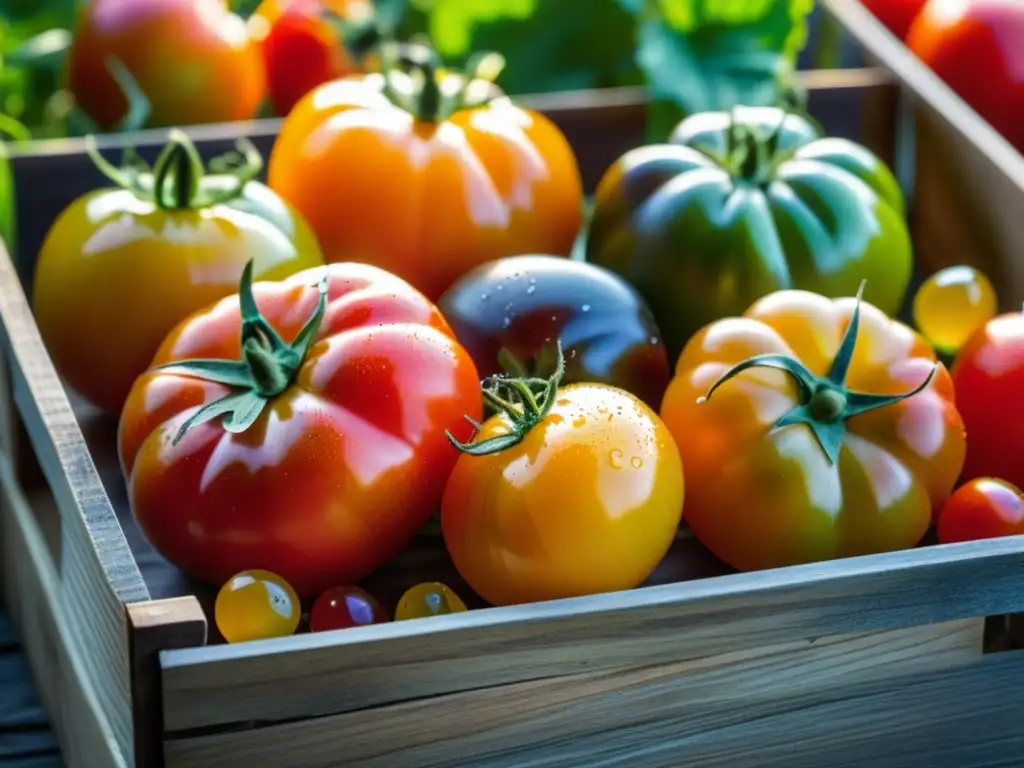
{"left": 0, "top": 612, "right": 63, "bottom": 768}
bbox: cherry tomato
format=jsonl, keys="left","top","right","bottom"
{"left": 913, "top": 265, "right": 997, "bottom": 354}
{"left": 660, "top": 288, "right": 966, "bottom": 572}
{"left": 249, "top": 0, "right": 374, "bottom": 116}
{"left": 33, "top": 132, "right": 322, "bottom": 417}
{"left": 66, "top": 0, "right": 265, "bottom": 130}
{"left": 394, "top": 582, "right": 467, "bottom": 620}
{"left": 118, "top": 260, "right": 482, "bottom": 597}
{"left": 310, "top": 585, "right": 388, "bottom": 631}
{"left": 861, "top": 0, "right": 928, "bottom": 40}
{"left": 937, "top": 478, "right": 1024, "bottom": 544}
{"left": 215, "top": 569, "right": 301, "bottom": 643}
{"left": 437, "top": 255, "right": 671, "bottom": 410}
{"left": 267, "top": 48, "right": 584, "bottom": 301}
{"left": 441, "top": 346, "right": 684, "bottom": 607}
{"left": 950, "top": 312, "right": 1024, "bottom": 490}
{"left": 908, "top": 1, "right": 1024, "bottom": 154}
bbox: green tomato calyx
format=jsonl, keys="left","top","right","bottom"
{"left": 724, "top": 109, "right": 791, "bottom": 186}
{"left": 380, "top": 42, "right": 506, "bottom": 124}
{"left": 700, "top": 282, "right": 937, "bottom": 465}
{"left": 154, "top": 260, "right": 329, "bottom": 445}
{"left": 85, "top": 130, "right": 264, "bottom": 211}
{"left": 447, "top": 340, "right": 566, "bottom": 457}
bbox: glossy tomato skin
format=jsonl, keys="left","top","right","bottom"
{"left": 660, "top": 290, "right": 966, "bottom": 572}
{"left": 908, "top": 1, "right": 1024, "bottom": 153}
{"left": 862, "top": 0, "right": 928, "bottom": 40}
{"left": 250, "top": 0, "right": 371, "bottom": 116}
{"left": 950, "top": 313, "right": 1024, "bottom": 489}
{"left": 937, "top": 478, "right": 1024, "bottom": 544}
{"left": 66, "top": 0, "right": 265, "bottom": 130}
{"left": 437, "top": 255, "right": 671, "bottom": 410}
{"left": 118, "top": 263, "right": 482, "bottom": 597}
{"left": 267, "top": 74, "right": 584, "bottom": 301}
{"left": 441, "top": 383, "right": 683, "bottom": 607}
{"left": 587, "top": 107, "right": 911, "bottom": 361}
{"left": 33, "top": 184, "right": 322, "bottom": 418}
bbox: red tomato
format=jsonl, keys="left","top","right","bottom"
{"left": 118, "top": 261, "right": 482, "bottom": 597}
{"left": 950, "top": 312, "right": 1024, "bottom": 490}
{"left": 249, "top": 0, "right": 373, "bottom": 116}
{"left": 907, "top": 0, "right": 1024, "bottom": 153}
{"left": 67, "top": 0, "right": 265, "bottom": 130}
{"left": 937, "top": 478, "right": 1024, "bottom": 544}
{"left": 861, "top": 0, "right": 928, "bottom": 40}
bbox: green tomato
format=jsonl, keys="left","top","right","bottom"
{"left": 585, "top": 107, "right": 912, "bottom": 361}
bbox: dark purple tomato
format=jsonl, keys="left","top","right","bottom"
{"left": 437, "top": 254, "right": 671, "bottom": 409}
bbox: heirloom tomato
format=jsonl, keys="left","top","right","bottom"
{"left": 441, "top": 345, "right": 684, "bottom": 607}
{"left": 249, "top": 0, "right": 378, "bottom": 116}
{"left": 861, "top": 0, "right": 928, "bottom": 40}
{"left": 67, "top": 0, "right": 265, "bottom": 130}
{"left": 660, "top": 286, "right": 965, "bottom": 572}
{"left": 950, "top": 312, "right": 1024, "bottom": 490}
{"left": 908, "top": 0, "right": 1024, "bottom": 154}
{"left": 267, "top": 47, "right": 584, "bottom": 301}
{"left": 118, "top": 260, "right": 482, "bottom": 597}
{"left": 33, "top": 132, "right": 322, "bottom": 417}
{"left": 437, "top": 254, "right": 671, "bottom": 410}
{"left": 587, "top": 107, "right": 912, "bottom": 360}
{"left": 937, "top": 478, "right": 1024, "bottom": 545}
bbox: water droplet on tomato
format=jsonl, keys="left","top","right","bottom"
{"left": 502, "top": 317, "right": 512, "bottom": 328}
{"left": 609, "top": 449, "right": 624, "bottom": 469}
{"left": 581, "top": 304, "right": 591, "bottom": 312}
{"left": 630, "top": 456, "right": 643, "bottom": 469}
{"left": 573, "top": 415, "right": 586, "bottom": 427}
{"left": 480, "top": 292, "right": 489, "bottom": 301}
{"left": 526, "top": 285, "right": 536, "bottom": 294}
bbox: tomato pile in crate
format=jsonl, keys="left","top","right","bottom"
{"left": 3, "top": 32, "right": 1018, "bottom": 652}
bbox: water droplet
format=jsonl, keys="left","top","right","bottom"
{"left": 630, "top": 456, "right": 643, "bottom": 469}
{"left": 572, "top": 415, "right": 586, "bottom": 428}
{"left": 581, "top": 304, "right": 591, "bottom": 312}
{"left": 496, "top": 284, "right": 504, "bottom": 291}
{"left": 529, "top": 277, "right": 537, "bottom": 284}
{"left": 696, "top": 396, "right": 707, "bottom": 405}
{"left": 502, "top": 317, "right": 512, "bottom": 329}
{"left": 649, "top": 336, "right": 658, "bottom": 345}
{"left": 608, "top": 449, "right": 624, "bottom": 469}
{"left": 480, "top": 293, "right": 489, "bottom": 301}
{"left": 551, "top": 315, "right": 558, "bottom": 321}
{"left": 526, "top": 285, "right": 536, "bottom": 294}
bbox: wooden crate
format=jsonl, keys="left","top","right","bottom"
{"left": 822, "top": 0, "right": 1024, "bottom": 310}
{"left": 3, "top": 67, "right": 1024, "bottom": 768}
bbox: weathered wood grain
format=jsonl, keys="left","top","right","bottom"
{"left": 161, "top": 534, "right": 1024, "bottom": 733}
{"left": 822, "top": 0, "right": 1024, "bottom": 308}
{"left": 0, "top": 238, "right": 146, "bottom": 764}
{"left": 163, "top": 619, "right": 985, "bottom": 768}
{"left": 0, "top": 452, "right": 127, "bottom": 768}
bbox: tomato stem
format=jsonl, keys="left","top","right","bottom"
{"left": 447, "top": 341, "right": 566, "bottom": 456}
{"left": 700, "top": 282, "right": 938, "bottom": 465}
{"left": 153, "top": 260, "right": 330, "bottom": 443}
{"left": 724, "top": 109, "right": 793, "bottom": 185}
{"left": 152, "top": 130, "right": 203, "bottom": 210}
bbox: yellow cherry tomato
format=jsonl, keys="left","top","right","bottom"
{"left": 215, "top": 569, "right": 301, "bottom": 643}
{"left": 441, "top": 347, "right": 684, "bottom": 607}
{"left": 394, "top": 582, "right": 467, "bottom": 620}
{"left": 913, "top": 265, "right": 997, "bottom": 354}
{"left": 32, "top": 131, "right": 322, "bottom": 417}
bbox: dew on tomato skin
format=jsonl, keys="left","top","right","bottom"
{"left": 609, "top": 449, "right": 625, "bottom": 469}
{"left": 631, "top": 456, "right": 643, "bottom": 469}
{"left": 582, "top": 304, "right": 591, "bottom": 312}
{"left": 573, "top": 415, "right": 586, "bottom": 427}
{"left": 526, "top": 286, "right": 536, "bottom": 294}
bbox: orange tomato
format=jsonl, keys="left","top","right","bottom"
{"left": 441, "top": 347, "right": 684, "bottom": 606}
{"left": 67, "top": 0, "right": 265, "bottom": 130}
{"left": 660, "top": 288, "right": 966, "bottom": 572}
{"left": 267, "top": 51, "right": 584, "bottom": 301}
{"left": 249, "top": 0, "right": 374, "bottom": 116}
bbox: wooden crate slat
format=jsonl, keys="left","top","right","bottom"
{"left": 0, "top": 452, "right": 129, "bottom": 768}
{"left": 163, "top": 618, "right": 984, "bottom": 767}
{"left": 0, "top": 238, "right": 148, "bottom": 764}
{"left": 160, "top": 535, "right": 1024, "bottom": 733}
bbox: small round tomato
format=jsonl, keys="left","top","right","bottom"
{"left": 215, "top": 569, "right": 301, "bottom": 643}
{"left": 913, "top": 265, "right": 997, "bottom": 354}
{"left": 118, "top": 260, "right": 482, "bottom": 597}
{"left": 66, "top": 0, "right": 265, "bottom": 130}
{"left": 441, "top": 346, "right": 684, "bottom": 607}
{"left": 908, "top": 1, "right": 1024, "bottom": 154}
{"left": 267, "top": 47, "right": 584, "bottom": 301}
{"left": 394, "top": 582, "right": 467, "bottom": 620}
{"left": 310, "top": 585, "right": 388, "bottom": 632}
{"left": 437, "top": 255, "right": 671, "bottom": 410}
{"left": 660, "top": 287, "right": 966, "bottom": 572}
{"left": 249, "top": 0, "right": 375, "bottom": 116}
{"left": 950, "top": 312, "right": 1024, "bottom": 489}
{"left": 937, "top": 478, "right": 1024, "bottom": 544}
{"left": 861, "top": 0, "right": 928, "bottom": 40}
{"left": 33, "top": 132, "right": 323, "bottom": 417}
